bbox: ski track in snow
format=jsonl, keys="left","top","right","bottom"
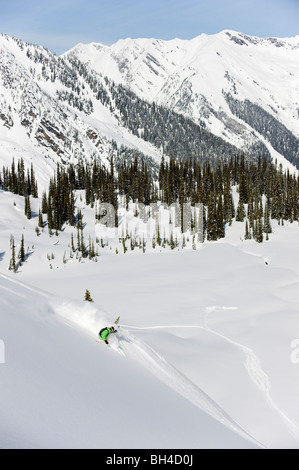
{"left": 122, "top": 308, "right": 299, "bottom": 446}
{"left": 0, "top": 283, "right": 26, "bottom": 298}
{"left": 120, "top": 326, "right": 263, "bottom": 447}
{"left": 203, "top": 307, "right": 299, "bottom": 443}
{"left": 0, "top": 273, "right": 50, "bottom": 298}
{"left": 2, "top": 271, "right": 299, "bottom": 446}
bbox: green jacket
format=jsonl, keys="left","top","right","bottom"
{"left": 99, "top": 327, "right": 116, "bottom": 341}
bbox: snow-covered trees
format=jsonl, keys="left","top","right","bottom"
{"left": 2, "top": 153, "right": 299, "bottom": 251}
{"left": 224, "top": 93, "right": 299, "bottom": 168}
{"left": 1, "top": 158, "right": 38, "bottom": 198}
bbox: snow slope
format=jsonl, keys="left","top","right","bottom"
{"left": 1, "top": 188, "right": 299, "bottom": 448}
{"left": 1, "top": 271, "right": 258, "bottom": 449}
{"left": 0, "top": 32, "right": 162, "bottom": 192}
{"left": 65, "top": 30, "right": 299, "bottom": 147}
{"left": 65, "top": 31, "right": 299, "bottom": 119}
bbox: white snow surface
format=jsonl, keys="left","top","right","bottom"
{"left": 1, "top": 189, "right": 299, "bottom": 448}
{"left": 65, "top": 30, "right": 299, "bottom": 146}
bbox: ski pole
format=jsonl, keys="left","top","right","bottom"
{"left": 116, "top": 332, "right": 126, "bottom": 350}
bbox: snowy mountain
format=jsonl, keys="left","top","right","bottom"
{"left": 0, "top": 29, "right": 299, "bottom": 185}
{"left": 65, "top": 30, "right": 299, "bottom": 169}
{"left": 0, "top": 33, "right": 163, "bottom": 191}
{"left": 1, "top": 30, "right": 299, "bottom": 450}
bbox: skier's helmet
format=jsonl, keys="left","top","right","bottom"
{"left": 110, "top": 326, "right": 115, "bottom": 332}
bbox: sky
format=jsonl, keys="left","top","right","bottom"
{"left": 0, "top": 0, "right": 298, "bottom": 55}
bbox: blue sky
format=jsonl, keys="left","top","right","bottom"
{"left": 0, "top": 0, "right": 298, "bottom": 55}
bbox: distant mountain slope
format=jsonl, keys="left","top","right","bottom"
{"left": 0, "top": 33, "right": 162, "bottom": 187}
{"left": 0, "top": 30, "right": 298, "bottom": 190}
{"left": 65, "top": 30, "right": 299, "bottom": 167}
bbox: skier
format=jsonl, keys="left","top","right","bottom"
{"left": 99, "top": 326, "right": 117, "bottom": 345}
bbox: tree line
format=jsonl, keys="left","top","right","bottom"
{"left": 1, "top": 157, "right": 38, "bottom": 198}
{"left": 1, "top": 154, "right": 299, "bottom": 244}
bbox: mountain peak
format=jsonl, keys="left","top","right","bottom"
{"left": 0, "top": 30, "right": 298, "bottom": 179}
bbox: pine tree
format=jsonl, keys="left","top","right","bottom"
{"left": 244, "top": 220, "right": 251, "bottom": 240}
{"left": 80, "top": 228, "right": 87, "bottom": 257}
{"left": 263, "top": 199, "right": 272, "bottom": 237}
{"left": 68, "top": 191, "right": 75, "bottom": 226}
{"left": 178, "top": 179, "right": 185, "bottom": 233}
{"left": 223, "top": 183, "right": 234, "bottom": 225}
{"left": 255, "top": 217, "right": 264, "bottom": 243}
{"left": 247, "top": 194, "right": 254, "bottom": 228}
{"left": 19, "top": 234, "right": 25, "bottom": 264}
{"left": 206, "top": 193, "right": 218, "bottom": 241}
{"left": 41, "top": 191, "right": 48, "bottom": 214}
{"left": 31, "top": 163, "right": 38, "bottom": 198}
{"left": 88, "top": 236, "right": 96, "bottom": 259}
{"left": 71, "top": 233, "right": 75, "bottom": 253}
{"left": 25, "top": 195, "right": 31, "bottom": 219}
{"left": 236, "top": 196, "right": 245, "bottom": 222}
{"left": 9, "top": 235, "right": 17, "bottom": 272}
{"left": 38, "top": 209, "right": 44, "bottom": 228}
{"left": 84, "top": 289, "right": 94, "bottom": 302}
{"left": 76, "top": 210, "right": 83, "bottom": 230}
{"left": 216, "top": 195, "right": 225, "bottom": 239}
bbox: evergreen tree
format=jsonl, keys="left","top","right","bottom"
{"left": 255, "top": 217, "right": 264, "bottom": 243}
{"left": 244, "top": 220, "right": 251, "bottom": 240}
{"left": 206, "top": 192, "right": 218, "bottom": 241}
{"left": 216, "top": 195, "right": 225, "bottom": 239}
{"left": 80, "top": 228, "right": 87, "bottom": 257}
{"left": 263, "top": 199, "right": 272, "bottom": 237}
{"left": 38, "top": 209, "right": 44, "bottom": 228}
{"left": 9, "top": 235, "right": 17, "bottom": 272}
{"left": 25, "top": 195, "right": 31, "bottom": 219}
{"left": 41, "top": 191, "right": 48, "bottom": 214}
{"left": 19, "top": 234, "right": 26, "bottom": 264}
{"left": 84, "top": 289, "right": 94, "bottom": 302}
{"left": 236, "top": 196, "right": 245, "bottom": 222}
{"left": 71, "top": 233, "right": 75, "bottom": 253}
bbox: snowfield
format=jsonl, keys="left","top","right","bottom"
{"left": 1, "top": 188, "right": 299, "bottom": 449}
{"left": 65, "top": 30, "right": 299, "bottom": 158}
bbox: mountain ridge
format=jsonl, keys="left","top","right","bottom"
{"left": 0, "top": 29, "right": 298, "bottom": 188}
{"left": 64, "top": 29, "right": 299, "bottom": 168}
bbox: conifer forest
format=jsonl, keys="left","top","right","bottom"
{"left": 1, "top": 152, "right": 298, "bottom": 262}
